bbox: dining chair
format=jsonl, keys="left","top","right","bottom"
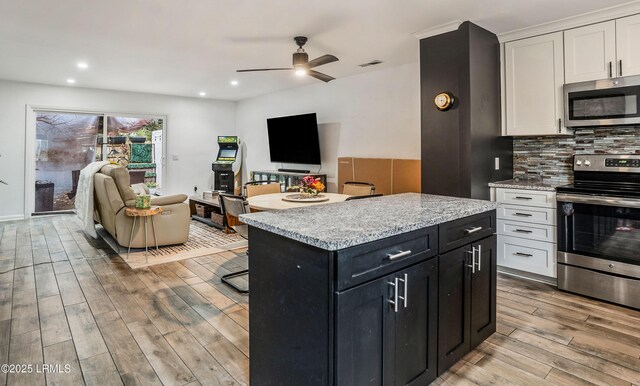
{"left": 343, "top": 181, "right": 376, "bottom": 196}
{"left": 244, "top": 181, "right": 282, "bottom": 197}
{"left": 219, "top": 193, "right": 250, "bottom": 294}
{"left": 345, "top": 193, "right": 383, "bottom": 201}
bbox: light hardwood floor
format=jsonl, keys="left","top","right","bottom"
{"left": 0, "top": 215, "right": 639, "bottom": 386}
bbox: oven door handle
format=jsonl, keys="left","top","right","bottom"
{"left": 557, "top": 193, "right": 640, "bottom": 209}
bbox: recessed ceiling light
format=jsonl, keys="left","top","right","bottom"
{"left": 295, "top": 69, "right": 307, "bottom": 77}
{"left": 199, "top": 91, "right": 206, "bottom": 97}
{"left": 230, "top": 80, "right": 239, "bottom": 86}
{"left": 66, "top": 78, "right": 76, "bottom": 84}
{"left": 77, "top": 62, "right": 89, "bottom": 69}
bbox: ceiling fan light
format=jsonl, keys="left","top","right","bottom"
{"left": 295, "top": 68, "right": 307, "bottom": 77}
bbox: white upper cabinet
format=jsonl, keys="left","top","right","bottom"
{"left": 564, "top": 15, "right": 640, "bottom": 82}
{"left": 505, "top": 32, "right": 565, "bottom": 136}
{"left": 564, "top": 21, "right": 616, "bottom": 83}
{"left": 616, "top": 14, "right": 640, "bottom": 77}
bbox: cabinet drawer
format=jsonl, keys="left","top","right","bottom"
{"left": 438, "top": 211, "right": 496, "bottom": 254}
{"left": 497, "top": 219, "right": 556, "bottom": 243}
{"left": 496, "top": 188, "right": 556, "bottom": 208}
{"left": 497, "top": 235, "right": 556, "bottom": 277}
{"left": 498, "top": 205, "right": 556, "bottom": 226}
{"left": 336, "top": 227, "right": 437, "bottom": 291}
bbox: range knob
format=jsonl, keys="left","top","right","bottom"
{"left": 584, "top": 160, "right": 591, "bottom": 167}
{"left": 576, "top": 160, "right": 583, "bottom": 166}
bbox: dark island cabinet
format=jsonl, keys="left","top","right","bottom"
{"left": 437, "top": 235, "right": 497, "bottom": 374}
{"left": 335, "top": 257, "right": 439, "bottom": 386}
{"left": 248, "top": 210, "right": 496, "bottom": 386}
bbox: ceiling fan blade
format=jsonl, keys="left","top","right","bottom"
{"left": 307, "top": 54, "right": 339, "bottom": 68}
{"left": 308, "top": 70, "right": 335, "bottom": 83}
{"left": 236, "top": 68, "right": 292, "bottom": 72}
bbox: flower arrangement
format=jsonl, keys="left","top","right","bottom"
{"left": 290, "top": 175, "right": 325, "bottom": 197}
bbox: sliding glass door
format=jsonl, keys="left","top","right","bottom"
{"left": 104, "top": 116, "right": 164, "bottom": 193}
{"left": 34, "top": 112, "right": 102, "bottom": 213}
{"left": 32, "top": 111, "right": 165, "bottom": 214}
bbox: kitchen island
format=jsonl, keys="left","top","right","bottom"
{"left": 240, "top": 193, "right": 498, "bottom": 386}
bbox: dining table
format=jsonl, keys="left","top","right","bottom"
{"left": 246, "top": 192, "right": 351, "bottom": 211}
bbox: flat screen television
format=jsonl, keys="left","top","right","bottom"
{"left": 267, "top": 113, "right": 321, "bottom": 165}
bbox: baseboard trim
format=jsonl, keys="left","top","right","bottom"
{"left": 0, "top": 214, "right": 26, "bottom": 222}
{"left": 498, "top": 266, "right": 558, "bottom": 286}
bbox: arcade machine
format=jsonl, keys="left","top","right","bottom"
{"left": 212, "top": 136, "right": 242, "bottom": 195}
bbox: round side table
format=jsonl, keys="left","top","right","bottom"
{"left": 125, "top": 206, "right": 163, "bottom": 260}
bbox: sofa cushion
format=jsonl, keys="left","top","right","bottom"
{"left": 100, "top": 164, "right": 136, "bottom": 203}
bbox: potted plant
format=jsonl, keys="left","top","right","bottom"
{"left": 129, "top": 135, "right": 146, "bottom": 143}
{"left": 108, "top": 134, "right": 126, "bottom": 144}
{"left": 130, "top": 127, "right": 151, "bottom": 143}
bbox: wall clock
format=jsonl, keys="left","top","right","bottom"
{"left": 434, "top": 92, "right": 454, "bottom": 111}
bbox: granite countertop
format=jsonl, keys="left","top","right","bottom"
{"left": 239, "top": 193, "right": 497, "bottom": 251}
{"left": 488, "top": 178, "right": 565, "bottom": 191}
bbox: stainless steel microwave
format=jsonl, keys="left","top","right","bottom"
{"left": 564, "top": 75, "right": 640, "bottom": 127}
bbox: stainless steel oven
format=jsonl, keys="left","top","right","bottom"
{"left": 564, "top": 75, "right": 640, "bottom": 127}
{"left": 557, "top": 155, "right": 640, "bottom": 309}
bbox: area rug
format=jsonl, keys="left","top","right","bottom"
{"left": 98, "top": 220, "right": 247, "bottom": 269}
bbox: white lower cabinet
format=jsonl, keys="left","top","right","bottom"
{"left": 497, "top": 219, "right": 556, "bottom": 243}
{"left": 498, "top": 205, "right": 556, "bottom": 226}
{"left": 498, "top": 235, "right": 556, "bottom": 277}
{"left": 495, "top": 188, "right": 557, "bottom": 279}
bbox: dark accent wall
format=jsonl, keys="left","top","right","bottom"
{"left": 420, "top": 22, "right": 512, "bottom": 200}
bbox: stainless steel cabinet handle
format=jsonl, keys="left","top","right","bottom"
{"left": 514, "top": 212, "right": 533, "bottom": 217}
{"left": 514, "top": 229, "right": 533, "bottom": 234}
{"left": 477, "top": 245, "right": 482, "bottom": 272}
{"left": 609, "top": 61, "right": 613, "bottom": 78}
{"left": 514, "top": 196, "right": 533, "bottom": 200}
{"left": 466, "top": 248, "right": 476, "bottom": 274}
{"left": 388, "top": 278, "right": 398, "bottom": 313}
{"left": 620, "top": 60, "right": 623, "bottom": 76}
{"left": 397, "top": 274, "right": 408, "bottom": 308}
{"left": 387, "top": 250, "right": 412, "bottom": 260}
{"left": 464, "top": 226, "right": 483, "bottom": 234}
{"left": 403, "top": 273, "right": 408, "bottom": 307}
{"left": 515, "top": 252, "right": 533, "bottom": 257}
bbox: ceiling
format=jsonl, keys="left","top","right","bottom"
{"left": 0, "top": 0, "right": 635, "bottom": 101}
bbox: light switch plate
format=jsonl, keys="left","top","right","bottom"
{"left": 494, "top": 157, "right": 500, "bottom": 170}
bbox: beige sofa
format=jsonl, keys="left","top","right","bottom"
{"left": 93, "top": 165, "right": 190, "bottom": 248}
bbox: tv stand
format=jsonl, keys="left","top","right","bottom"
{"left": 278, "top": 168, "right": 311, "bottom": 173}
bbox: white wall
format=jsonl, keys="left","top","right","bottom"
{"left": 236, "top": 62, "right": 420, "bottom": 192}
{"left": 0, "top": 79, "right": 236, "bottom": 220}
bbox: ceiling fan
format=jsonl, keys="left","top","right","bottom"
{"left": 237, "top": 36, "right": 339, "bottom": 82}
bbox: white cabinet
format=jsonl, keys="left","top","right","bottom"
{"left": 617, "top": 14, "right": 640, "bottom": 77}
{"left": 504, "top": 33, "right": 566, "bottom": 136}
{"left": 498, "top": 236, "right": 557, "bottom": 277}
{"left": 564, "top": 15, "right": 640, "bottom": 82}
{"left": 495, "top": 188, "right": 557, "bottom": 279}
{"left": 564, "top": 21, "right": 616, "bottom": 83}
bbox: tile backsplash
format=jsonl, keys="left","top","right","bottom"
{"left": 513, "top": 127, "right": 640, "bottom": 184}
